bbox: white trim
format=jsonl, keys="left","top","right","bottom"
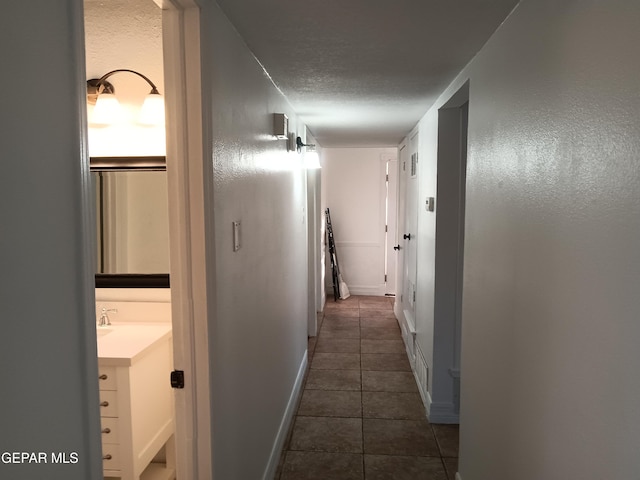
{"left": 427, "top": 401, "right": 460, "bottom": 424}
{"left": 394, "top": 296, "right": 404, "bottom": 323}
{"left": 403, "top": 308, "right": 416, "bottom": 333}
{"left": 163, "top": 2, "right": 213, "bottom": 479}
{"left": 76, "top": 0, "right": 105, "bottom": 473}
{"left": 411, "top": 343, "right": 458, "bottom": 423}
{"left": 414, "top": 347, "right": 429, "bottom": 408}
{"left": 346, "top": 285, "right": 387, "bottom": 296}
{"left": 307, "top": 168, "right": 320, "bottom": 337}
{"left": 262, "top": 351, "right": 308, "bottom": 480}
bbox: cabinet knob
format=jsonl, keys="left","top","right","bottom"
{"left": 99, "top": 374, "right": 108, "bottom": 380}
{"left": 101, "top": 428, "right": 111, "bottom": 434}
{"left": 103, "top": 454, "right": 112, "bottom": 460}
{"left": 99, "top": 401, "right": 109, "bottom": 407}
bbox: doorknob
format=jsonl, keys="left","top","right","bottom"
{"left": 403, "top": 233, "right": 411, "bottom": 240}
{"left": 393, "top": 245, "right": 401, "bottom": 251}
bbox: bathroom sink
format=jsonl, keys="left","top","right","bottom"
{"left": 96, "top": 327, "right": 113, "bottom": 337}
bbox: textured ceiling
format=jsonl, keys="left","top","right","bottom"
{"left": 216, "top": 0, "right": 519, "bottom": 147}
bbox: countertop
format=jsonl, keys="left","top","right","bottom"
{"left": 96, "top": 323, "right": 172, "bottom": 366}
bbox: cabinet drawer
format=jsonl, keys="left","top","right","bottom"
{"left": 99, "top": 390, "right": 118, "bottom": 417}
{"left": 102, "top": 443, "right": 120, "bottom": 470}
{"left": 100, "top": 417, "right": 119, "bottom": 444}
{"left": 97, "top": 366, "right": 117, "bottom": 391}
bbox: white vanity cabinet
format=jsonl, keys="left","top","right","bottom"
{"left": 97, "top": 324, "right": 174, "bottom": 480}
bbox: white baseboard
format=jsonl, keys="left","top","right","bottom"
{"left": 419, "top": 392, "right": 459, "bottom": 425}
{"left": 427, "top": 401, "right": 460, "bottom": 424}
{"left": 409, "top": 344, "right": 460, "bottom": 424}
{"left": 393, "top": 300, "right": 403, "bottom": 323}
{"left": 345, "top": 285, "right": 386, "bottom": 296}
{"left": 262, "top": 350, "right": 307, "bottom": 480}
{"left": 413, "top": 344, "right": 428, "bottom": 405}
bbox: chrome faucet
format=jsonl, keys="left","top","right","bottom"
{"left": 98, "top": 307, "right": 118, "bottom": 327}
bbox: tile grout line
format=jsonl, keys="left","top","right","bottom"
{"left": 281, "top": 297, "right": 457, "bottom": 479}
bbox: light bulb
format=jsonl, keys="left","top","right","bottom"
{"left": 91, "top": 93, "right": 122, "bottom": 126}
{"left": 138, "top": 93, "right": 165, "bottom": 126}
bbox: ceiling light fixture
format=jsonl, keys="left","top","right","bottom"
{"left": 87, "top": 69, "right": 164, "bottom": 126}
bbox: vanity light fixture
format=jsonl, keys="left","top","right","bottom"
{"left": 87, "top": 69, "right": 164, "bottom": 126}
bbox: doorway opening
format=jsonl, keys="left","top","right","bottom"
{"left": 321, "top": 148, "right": 398, "bottom": 298}
{"left": 84, "top": 0, "right": 210, "bottom": 478}
{"left": 431, "top": 81, "right": 469, "bottom": 422}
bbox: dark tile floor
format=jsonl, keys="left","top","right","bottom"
{"left": 276, "top": 295, "right": 459, "bottom": 480}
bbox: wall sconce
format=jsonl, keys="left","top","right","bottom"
{"left": 273, "top": 113, "right": 288, "bottom": 139}
{"left": 87, "top": 69, "right": 164, "bottom": 126}
{"left": 296, "top": 137, "right": 321, "bottom": 169}
{"left": 296, "top": 136, "right": 314, "bottom": 153}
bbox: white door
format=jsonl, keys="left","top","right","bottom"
{"left": 384, "top": 156, "right": 399, "bottom": 295}
{"left": 394, "top": 145, "right": 407, "bottom": 318}
{"left": 402, "top": 132, "right": 419, "bottom": 329}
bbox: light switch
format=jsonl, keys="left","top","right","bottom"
{"left": 233, "top": 221, "right": 241, "bottom": 251}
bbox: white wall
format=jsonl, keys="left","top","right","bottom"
{"left": 413, "top": 1, "right": 640, "bottom": 478}
{"left": 306, "top": 130, "right": 324, "bottom": 331}
{"left": 322, "top": 147, "right": 397, "bottom": 296}
{"left": 123, "top": 172, "right": 170, "bottom": 272}
{"left": 0, "top": 2, "right": 102, "bottom": 479}
{"left": 200, "top": 2, "right": 309, "bottom": 478}
{"left": 84, "top": 0, "right": 165, "bottom": 156}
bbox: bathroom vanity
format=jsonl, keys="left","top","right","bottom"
{"left": 96, "top": 324, "right": 174, "bottom": 480}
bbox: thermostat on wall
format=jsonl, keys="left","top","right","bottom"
{"left": 425, "top": 196, "right": 435, "bottom": 212}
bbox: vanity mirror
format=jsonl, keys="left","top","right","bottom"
{"left": 91, "top": 156, "right": 170, "bottom": 288}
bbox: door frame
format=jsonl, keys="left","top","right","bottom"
{"left": 430, "top": 81, "right": 469, "bottom": 423}
{"left": 401, "top": 131, "right": 420, "bottom": 331}
{"left": 393, "top": 142, "right": 408, "bottom": 320}
{"left": 156, "top": 0, "right": 213, "bottom": 477}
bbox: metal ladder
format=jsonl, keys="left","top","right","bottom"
{"left": 325, "top": 208, "right": 340, "bottom": 301}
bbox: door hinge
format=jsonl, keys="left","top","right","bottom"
{"left": 385, "top": 225, "right": 388, "bottom": 232}
{"left": 386, "top": 174, "right": 389, "bottom": 182}
{"left": 384, "top": 274, "right": 387, "bottom": 282}
{"left": 170, "top": 370, "right": 185, "bottom": 389}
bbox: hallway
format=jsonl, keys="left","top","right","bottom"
{"left": 277, "top": 295, "right": 459, "bottom": 479}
